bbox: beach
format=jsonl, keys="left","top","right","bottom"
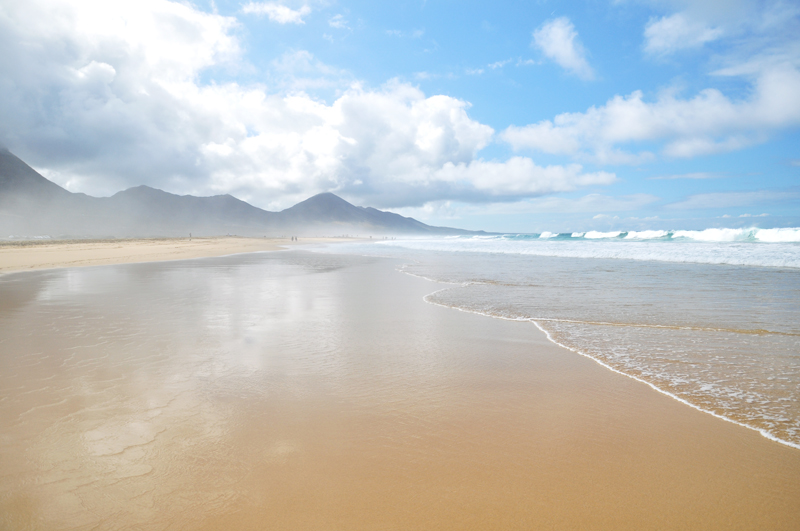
{"left": 0, "top": 237, "right": 353, "bottom": 275}
{"left": 0, "top": 245, "right": 799, "bottom": 529}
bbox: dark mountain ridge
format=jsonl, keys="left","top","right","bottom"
{"left": 0, "top": 149, "right": 483, "bottom": 237}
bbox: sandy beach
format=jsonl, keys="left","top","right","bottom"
{"left": 0, "top": 237, "right": 346, "bottom": 274}
{"left": 0, "top": 247, "right": 799, "bottom": 530}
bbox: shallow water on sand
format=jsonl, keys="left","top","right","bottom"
{"left": 322, "top": 241, "right": 800, "bottom": 448}
{"left": 1, "top": 250, "right": 799, "bottom": 530}
{"left": 0, "top": 252, "right": 385, "bottom": 528}
{"left": 427, "top": 256, "right": 800, "bottom": 447}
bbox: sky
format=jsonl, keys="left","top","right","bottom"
{"left": 1, "top": 0, "right": 799, "bottom": 232}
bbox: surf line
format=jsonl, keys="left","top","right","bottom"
{"left": 414, "top": 279, "right": 800, "bottom": 452}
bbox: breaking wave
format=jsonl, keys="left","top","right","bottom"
{"left": 376, "top": 228, "right": 800, "bottom": 268}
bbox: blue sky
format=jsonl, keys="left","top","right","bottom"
{"left": 1, "top": 0, "right": 798, "bottom": 232}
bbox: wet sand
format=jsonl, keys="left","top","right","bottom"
{"left": 0, "top": 236, "right": 345, "bottom": 274}
{"left": 0, "top": 250, "right": 799, "bottom": 530}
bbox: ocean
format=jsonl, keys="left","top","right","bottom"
{"left": 322, "top": 227, "right": 800, "bottom": 449}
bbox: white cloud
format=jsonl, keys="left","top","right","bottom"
{"left": 644, "top": 13, "right": 723, "bottom": 55}
{"left": 464, "top": 58, "right": 520, "bottom": 73}
{"left": 501, "top": 64, "right": 800, "bottom": 162}
{"left": 386, "top": 29, "right": 424, "bottom": 39}
{"left": 0, "top": 0, "right": 614, "bottom": 210}
{"left": 328, "top": 14, "right": 349, "bottom": 29}
{"left": 488, "top": 59, "right": 512, "bottom": 69}
{"left": 639, "top": 1, "right": 800, "bottom": 63}
{"left": 241, "top": 2, "right": 310, "bottom": 24}
{"left": 269, "top": 50, "right": 353, "bottom": 91}
{"left": 532, "top": 17, "right": 594, "bottom": 80}
{"left": 421, "top": 159, "right": 616, "bottom": 203}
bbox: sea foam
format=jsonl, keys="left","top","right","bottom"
{"left": 375, "top": 228, "right": 800, "bottom": 268}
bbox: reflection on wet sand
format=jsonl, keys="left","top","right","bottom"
{"left": 1, "top": 251, "right": 799, "bottom": 530}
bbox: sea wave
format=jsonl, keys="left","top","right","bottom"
{"left": 375, "top": 228, "right": 800, "bottom": 268}
{"left": 497, "top": 227, "right": 800, "bottom": 242}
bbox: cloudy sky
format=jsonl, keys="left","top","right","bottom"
{"left": 1, "top": 0, "right": 799, "bottom": 232}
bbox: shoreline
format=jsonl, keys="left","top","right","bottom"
{"left": 419, "top": 287, "right": 800, "bottom": 451}
{"left": 530, "top": 319, "right": 800, "bottom": 451}
{"left": 0, "top": 236, "right": 354, "bottom": 275}
{"left": 400, "top": 255, "right": 800, "bottom": 453}
{"left": 1, "top": 250, "right": 799, "bottom": 528}
{"left": 7, "top": 236, "right": 794, "bottom": 453}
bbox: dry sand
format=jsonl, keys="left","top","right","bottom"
{"left": 0, "top": 236, "right": 344, "bottom": 274}
{"left": 0, "top": 248, "right": 798, "bottom": 530}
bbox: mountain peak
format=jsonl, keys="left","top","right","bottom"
{"left": 300, "top": 192, "right": 350, "bottom": 205}
{"left": 281, "top": 192, "right": 365, "bottom": 224}
{"left": 113, "top": 185, "right": 174, "bottom": 197}
{"left": 1, "top": 151, "right": 481, "bottom": 237}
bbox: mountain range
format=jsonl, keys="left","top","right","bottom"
{"left": 0, "top": 149, "right": 482, "bottom": 238}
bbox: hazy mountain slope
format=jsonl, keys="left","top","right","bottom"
{"left": 0, "top": 149, "right": 72, "bottom": 200}
{"left": 96, "top": 186, "right": 279, "bottom": 235}
{"left": 0, "top": 149, "right": 87, "bottom": 235}
{"left": 279, "top": 192, "right": 437, "bottom": 233}
{"left": 0, "top": 150, "right": 483, "bottom": 237}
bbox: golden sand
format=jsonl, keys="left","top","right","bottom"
{"left": 0, "top": 249, "right": 798, "bottom": 530}
{"left": 0, "top": 236, "right": 345, "bottom": 274}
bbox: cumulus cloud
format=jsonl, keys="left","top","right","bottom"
{"left": 501, "top": 64, "right": 800, "bottom": 162}
{"left": 0, "top": 0, "right": 613, "bottom": 210}
{"left": 644, "top": 13, "right": 723, "bottom": 55}
{"left": 241, "top": 2, "right": 311, "bottom": 24}
{"left": 511, "top": 0, "right": 800, "bottom": 164}
{"left": 532, "top": 17, "right": 594, "bottom": 80}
